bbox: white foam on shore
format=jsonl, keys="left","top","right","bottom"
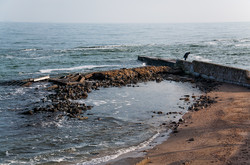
{"left": 78, "top": 131, "right": 163, "bottom": 165}
{"left": 92, "top": 100, "right": 108, "bottom": 106}
{"left": 13, "top": 87, "right": 26, "bottom": 95}
{"left": 41, "top": 116, "right": 67, "bottom": 128}
{"left": 74, "top": 99, "right": 108, "bottom": 107}
{"left": 39, "top": 65, "right": 120, "bottom": 73}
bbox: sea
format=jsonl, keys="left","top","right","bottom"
{"left": 0, "top": 22, "right": 249, "bottom": 165}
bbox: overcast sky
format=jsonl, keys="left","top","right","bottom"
{"left": 1, "top": 0, "right": 250, "bottom": 23}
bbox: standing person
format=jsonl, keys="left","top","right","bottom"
{"left": 183, "top": 52, "right": 190, "bottom": 60}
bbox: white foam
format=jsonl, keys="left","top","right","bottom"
{"left": 205, "top": 41, "right": 217, "bottom": 45}
{"left": 6, "top": 55, "right": 14, "bottom": 59}
{"left": 78, "top": 132, "right": 160, "bottom": 165}
{"left": 114, "top": 106, "right": 122, "bottom": 110}
{"left": 92, "top": 100, "right": 107, "bottom": 106}
{"left": 74, "top": 99, "right": 108, "bottom": 107}
{"left": 13, "top": 87, "right": 26, "bottom": 95}
{"left": 21, "top": 48, "right": 41, "bottom": 51}
{"left": 191, "top": 55, "right": 212, "bottom": 62}
{"left": 41, "top": 117, "right": 66, "bottom": 128}
{"left": 73, "top": 45, "right": 131, "bottom": 51}
{"left": 39, "top": 65, "right": 119, "bottom": 73}
{"left": 6, "top": 151, "right": 9, "bottom": 156}
{"left": 235, "top": 43, "right": 250, "bottom": 47}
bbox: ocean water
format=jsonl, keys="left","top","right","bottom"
{"left": 0, "top": 22, "right": 250, "bottom": 164}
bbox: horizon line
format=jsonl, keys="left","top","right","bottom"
{"left": 1, "top": 20, "right": 250, "bottom": 24}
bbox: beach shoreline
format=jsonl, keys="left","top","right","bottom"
{"left": 123, "top": 83, "right": 250, "bottom": 165}
{"left": 16, "top": 66, "right": 220, "bottom": 165}
{"left": 5, "top": 66, "right": 249, "bottom": 165}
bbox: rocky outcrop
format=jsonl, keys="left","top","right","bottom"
{"left": 21, "top": 66, "right": 219, "bottom": 120}
{"left": 22, "top": 66, "right": 182, "bottom": 118}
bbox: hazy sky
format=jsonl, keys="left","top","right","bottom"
{"left": 1, "top": 0, "right": 250, "bottom": 23}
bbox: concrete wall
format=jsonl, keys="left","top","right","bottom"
{"left": 177, "top": 60, "right": 250, "bottom": 87}
{"left": 137, "top": 56, "right": 250, "bottom": 87}
{"left": 138, "top": 56, "right": 177, "bottom": 68}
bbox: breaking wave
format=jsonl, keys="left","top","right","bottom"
{"left": 191, "top": 55, "right": 212, "bottom": 62}
{"left": 78, "top": 132, "right": 160, "bottom": 165}
{"left": 39, "top": 65, "right": 120, "bottom": 73}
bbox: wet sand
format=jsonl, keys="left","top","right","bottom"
{"left": 139, "top": 83, "right": 250, "bottom": 165}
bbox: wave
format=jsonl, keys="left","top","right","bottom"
{"left": 191, "top": 55, "right": 212, "bottom": 62}
{"left": 41, "top": 116, "right": 67, "bottom": 128}
{"left": 73, "top": 99, "right": 108, "bottom": 107}
{"left": 191, "top": 39, "right": 234, "bottom": 47}
{"left": 235, "top": 43, "right": 250, "bottom": 47}
{"left": 78, "top": 132, "right": 161, "bottom": 165}
{"left": 75, "top": 45, "right": 124, "bottom": 49}
{"left": 189, "top": 44, "right": 207, "bottom": 48}
{"left": 68, "top": 44, "right": 144, "bottom": 52}
{"left": 205, "top": 38, "right": 250, "bottom": 46}
{"left": 74, "top": 44, "right": 140, "bottom": 49}
{"left": 39, "top": 65, "right": 120, "bottom": 73}
{"left": 21, "top": 48, "right": 42, "bottom": 52}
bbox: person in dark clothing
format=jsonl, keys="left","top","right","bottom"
{"left": 183, "top": 52, "right": 190, "bottom": 60}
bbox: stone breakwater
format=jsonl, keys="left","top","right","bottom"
{"left": 20, "top": 66, "right": 219, "bottom": 122}
{"left": 22, "top": 66, "right": 177, "bottom": 117}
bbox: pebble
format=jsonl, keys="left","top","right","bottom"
{"left": 187, "top": 138, "right": 194, "bottom": 142}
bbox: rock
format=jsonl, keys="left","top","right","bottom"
{"left": 22, "top": 110, "right": 34, "bottom": 115}
{"left": 179, "top": 118, "right": 184, "bottom": 122}
{"left": 90, "top": 152, "right": 99, "bottom": 155}
{"left": 79, "top": 76, "right": 85, "bottom": 83}
{"left": 27, "top": 65, "right": 220, "bottom": 121}
{"left": 187, "top": 138, "right": 194, "bottom": 142}
{"left": 82, "top": 92, "right": 88, "bottom": 98}
{"left": 78, "top": 116, "right": 88, "bottom": 120}
{"left": 96, "top": 117, "right": 102, "bottom": 121}
{"left": 84, "top": 73, "right": 93, "bottom": 79}
{"left": 157, "top": 111, "right": 163, "bottom": 114}
{"left": 33, "top": 107, "right": 39, "bottom": 112}
{"left": 22, "top": 82, "right": 32, "bottom": 87}
{"left": 86, "top": 106, "right": 93, "bottom": 110}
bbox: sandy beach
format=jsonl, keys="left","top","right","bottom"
{"left": 135, "top": 83, "right": 250, "bottom": 165}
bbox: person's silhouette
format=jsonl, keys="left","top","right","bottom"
{"left": 183, "top": 52, "right": 190, "bottom": 60}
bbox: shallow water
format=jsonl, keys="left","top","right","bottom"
{"left": 0, "top": 81, "right": 200, "bottom": 164}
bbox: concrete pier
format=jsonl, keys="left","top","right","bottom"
{"left": 138, "top": 56, "right": 250, "bottom": 87}
{"left": 138, "top": 56, "right": 177, "bottom": 68}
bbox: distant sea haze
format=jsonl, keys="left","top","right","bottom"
{"left": 0, "top": 22, "right": 249, "bottom": 164}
